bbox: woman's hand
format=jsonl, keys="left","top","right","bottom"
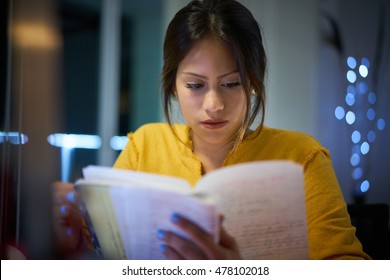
{"left": 52, "top": 182, "right": 83, "bottom": 258}
{"left": 157, "top": 214, "right": 241, "bottom": 260}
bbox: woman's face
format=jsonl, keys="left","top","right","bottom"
{"left": 175, "top": 37, "right": 247, "bottom": 147}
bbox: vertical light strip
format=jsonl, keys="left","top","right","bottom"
{"left": 61, "top": 148, "right": 73, "bottom": 182}
{"left": 97, "top": 0, "right": 122, "bottom": 166}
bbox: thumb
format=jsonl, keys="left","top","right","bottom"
{"left": 218, "top": 216, "right": 238, "bottom": 250}
{"left": 219, "top": 226, "right": 236, "bottom": 248}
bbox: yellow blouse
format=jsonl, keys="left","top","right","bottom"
{"left": 114, "top": 123, "right": 371, "bottom": 260}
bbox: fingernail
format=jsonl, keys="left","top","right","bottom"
{"left": 157, "top": 230, "right": 165, "bottom": 239}
{"left": 60, "top": 205, "right": 68, "bottom": 215}
{"left": 66, "top": 192, "right": 75, "bottom": 202}
{"left": 159, "top": 244, "right": 166, "bottom": 253}
{"left": 171, "top": 213, "right": 180, "bottom": 223}
{"left": 66, "top": 227, "right": 73, "bottom": 236}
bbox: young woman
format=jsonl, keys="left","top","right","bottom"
{"left": 54, "top": 0, "right": 370, "bottom": 260}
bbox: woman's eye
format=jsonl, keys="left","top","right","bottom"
{"left": 222, "top": 81, "right": 241, "bottom": 88}
{"left": 185, "top": 83, "right": 203, "bottom": 89}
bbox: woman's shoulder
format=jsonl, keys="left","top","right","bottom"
{"left": 260, "top": 126, "right": 322, "bottom": 147}
{"left": 251, "top": 126, "right": 329, "bottom": 165}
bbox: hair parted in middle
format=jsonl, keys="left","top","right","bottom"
{"left": 161, "top": 0, "right": 267, "bottom": 149}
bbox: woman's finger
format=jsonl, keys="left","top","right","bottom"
{"left": 160, "top": 244, "right": 185, "bottom": 260}
{"left": 169, "top": 214, "right": 221, "bottom": 259}
{"left": 158, "top": 229, "right": 207, "bottom": 260}
{"left": 220, "top": 226, "right": 240, "bottom": 252}
{"left": 51, "top": 182, "right": 83, "bottom": 256}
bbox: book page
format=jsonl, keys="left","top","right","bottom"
{"left": 76, "top": 182, "right": 127, "bottom": 259}
{"left": 110, "top": 186, "right": 218, "bottom": 260}
{"left": 196, "top": 161, "right": 308, "bottom": 259}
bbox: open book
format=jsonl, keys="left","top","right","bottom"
{"left": 75, "top": 160, "right": 308, "bottom": 260}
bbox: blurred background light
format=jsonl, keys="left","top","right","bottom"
{"left": 0, "top": 132, "right": 29, "bottom": 144}
{"left": 335, "top": 106, "right": 345, "bottom": 120}
{"left": 368, "top": 92, "right": 376, "bottom": 104}
{"left": 345, "top": 93, "right": 355, "bottom": 106}
{"left": 347, "top": 70, "right": 357, "bottom": 83}
{"left": 360, "top": 142, "right": 370, "bottom": 155}
{"left": 352, "top": 167, "right": 363, "bottom": 180}
{"left": 357, "top": 82, "right": 368, "bottom": 94}
{"left": 350, "top": 153, "right": 360, "bottom": 166}
{"left": 110, "top": 136, "right": 128, "bottom": 150}
{"left": 347, "top": 85, "right": 356, "bottom": 95}
{"left": 47, "top": 133, "right": 102, "bottom": 149}
{"left": 360, "top": 180, "right": 370, "bottom": 193}
{"left": 377, "top": 118, "right": 386, "bottom": 131}
{"left": 351, "top": 130, "right": 361, "bottom": 144}
{"left": 367, "top": 130, "right": 376, "bottom": 143}
{"left": 347, "top": 56, "right": 357, "bottom": 69}
{"left": 346, "top": 111, "right": 356, "bottom": 124}
{"left": 359, "top": 65, "right": 368, "bottom": 78}
{"left": 366, "top": 108, "right": 376, "bottom": 121}
{"left": 12, "top": 22, "right": 62, "bottom": 49}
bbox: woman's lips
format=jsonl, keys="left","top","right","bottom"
{"left": 200, "top": 120, "right": 228, "bottom": 129}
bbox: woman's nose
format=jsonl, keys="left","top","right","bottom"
{"left": 203, "top": 90, "right": 224, "bottom": 113}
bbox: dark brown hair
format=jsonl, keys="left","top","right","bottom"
{"left": 161, "top": 0, "right": 267, "bottom": 148}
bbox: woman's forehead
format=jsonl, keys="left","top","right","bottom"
{"left": 178, "top": 37, "right": 237, "bottom": 74}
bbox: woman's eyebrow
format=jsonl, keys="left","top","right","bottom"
{"left": 180, "top": 70, "right": 239, "bottom": 79}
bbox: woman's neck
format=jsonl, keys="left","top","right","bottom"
{"left": 190, "top": 133, "right": 235, "bottom": 174}
{"left": 190, "top": 128, "right": 254, "bottom": 174}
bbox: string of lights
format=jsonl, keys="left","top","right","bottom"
{"left": 334, "top": 56, "right": 386, "bottom": 198}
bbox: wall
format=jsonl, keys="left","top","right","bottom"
{"left": 129, "top": 10, "right": 163, "bottom": 130}
{"left": 242, "top": 0, "right": 319, "bottom": 137}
